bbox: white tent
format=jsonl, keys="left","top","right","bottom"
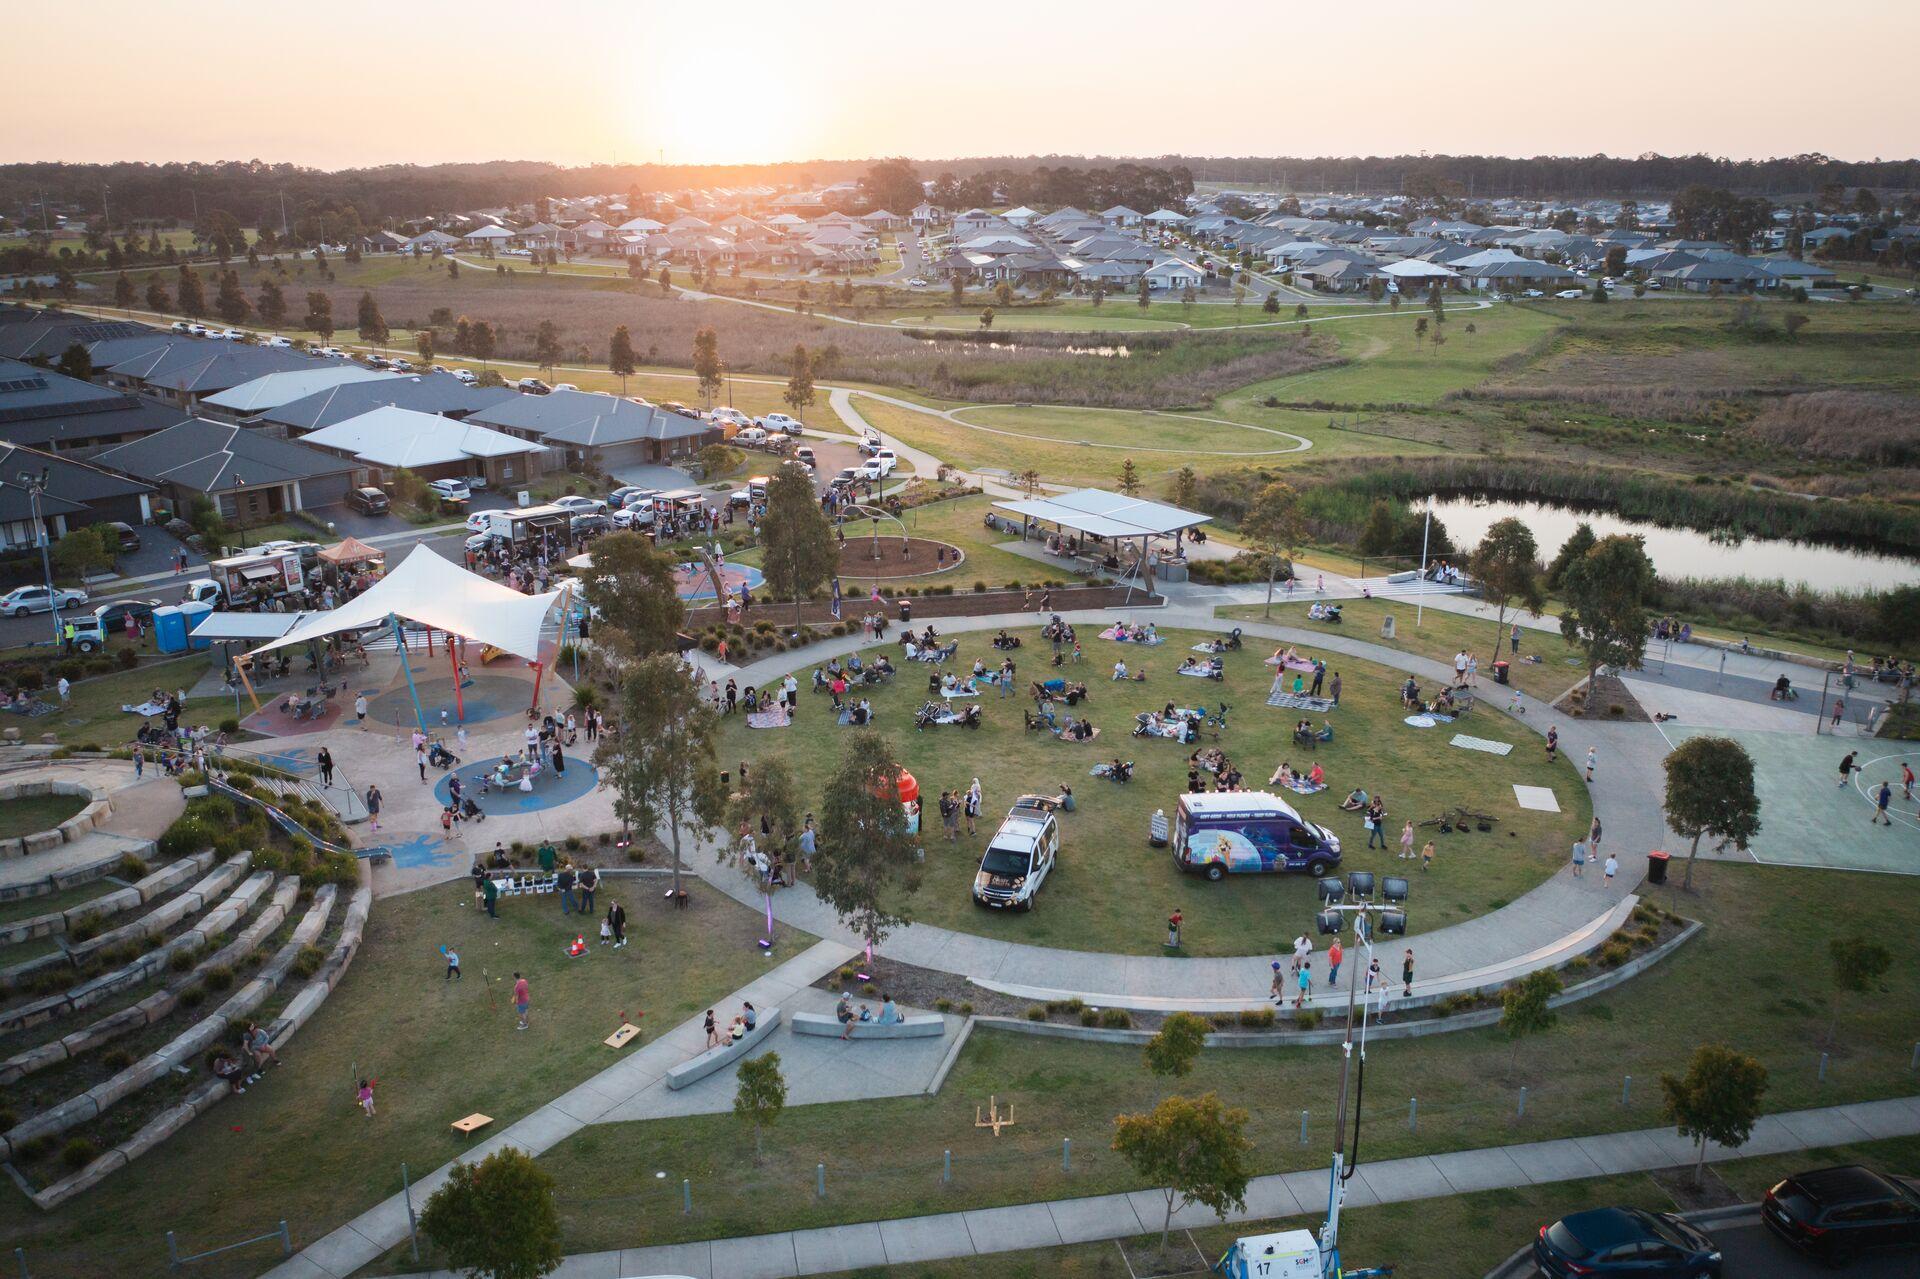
{"left": 245, "top": 546, "right": 564, "bottom": 662}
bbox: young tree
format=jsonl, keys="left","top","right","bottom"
{"left": 608, "top": 324, "right": 637, "bottom": 393}
{"left": 1828, "top": 936, "right": 1893, "bottom": 1044}
{"left": 214, "top": 270, "right": 251, "bottom": 325}
{"left": 994, "top": 281, "right": 1014, "bottom": 308}
{"left": 447, "top": 257, "right": 460, "bottom": 280}
{"left": 1241, "top": 479, "right": 1303, "bottom": 618}
{"left": 1170, "top": 465, "right": 1198, "bottom": 512}
{"left": 596, "top": 653, "right": 725, "bottom": 904}
{"left": 54, "top": 343, "right": 92, "bottom": 382}
{"left": 1137, "top": 278, "right": 1151, "bottom": 310}
{"left": 1660, "top": 1044, "right": 1769, "bottom": 1186}
{"left": 1184, "top": 283, "right": 1199, "bottom": 309}
{"left": 418, "top": 1148, "right": 562, "bottom": 1279}
{"left": 415, "top": 328, "right": 435, "bottom": 366}
{"left": 256, "top": 279, "right": 287, "bottom": 327}
{"left": 112, "top": 272, "right": 135, "bottom": 312}
{"left": 303, "top": 291, "right": 333, "bottom": 342}
{"left": 1662, "top": 735, "right": 1761, "bottom": 890}
{"left": 1558, "top": 535, "right": 1656, "bottom": 698}
{"left": 656, "top": 264, "right": 671, "bottom": 293}
{"left": 1262, "top": 291, "right": 1281, "bottom": 314}
{"left": 733, "top": 1051, "right": 787, "bottom": 1159}
{"left": 532, "top": 319, "right": 562, "bottom": 379}
{"left": 1142, "top": 1011, "right": 1211, "bottom": 1079}
{"left": 578, "top": 531, "right": 686, "bottom": 658}
{"left": 732, "top": 751, "right": 804, "bottom": 869}
{"left": 470, "top": 319, "right": 497, "bottom": 369}
{"left": 949, "top": 274, "right": 965, "bottom": 307}
{"left": 783, "top": 344, "right": 814, "bottom": 420}
{"left": 53, "top": 525, "right": 116, "bottom": 580}
{"left": 1091, "top": 281, "right": 1106, "bottom": 308}
{"left": 691, "top": 326, "right": 722, "bottom": 406}
{"left": 1112, "top": 1093, "right": 1254, "bottom": 1252}
{"left": 1499, "top": 968, "right": 1562, "bottom": 1076}
{"left": 1117, "top": 457, "right": 1142, "bottom": 496}
{"left": 355, "top": 291, "right": 388, "bottom": 351}
{"left": 175, "top": 266, "right": 207, "bottom": 318}
{"left": 1018, "top": 469, "right": 1041, "bottom": 494}
{"left": 979, "top": 306, "right": 994, "bottom": 330}
{"left": 758, "top": 463, "right": 837, "bottom": 626}
{"left": 145, "top": 280, "right": 172, "bottom": 314}
{"left": 1468, "top": 518, "right": 1544, "bottom": 673}
{"left": 1544, "top": 522, "right": 1597, "bottom": 590}
{"left": 452, "top": 315, "right": 473, "bottom": 355}
{"left": 814, "top": 731, "right": 923, "bottom": 956}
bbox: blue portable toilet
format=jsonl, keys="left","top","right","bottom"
{"left": 152, "top": 605, "right": 190, "bottom": 654}
{"left": 180, "top": 601, "right": 214, "bottom": 650}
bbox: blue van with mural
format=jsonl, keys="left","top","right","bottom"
{"left": 1173, "top": 792, "right": 1341, "bottom": 881}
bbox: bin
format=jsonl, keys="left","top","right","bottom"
{"left": 1493, "top": 660, "right": 1510, "bottom": 685}
{"left": 899, "top": 599, "right": 912, "bottom": 623}
{"left": 1646, "top": 849, "right": 1669, "bottom": 885}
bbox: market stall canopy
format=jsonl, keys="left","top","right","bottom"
{"left": 189, "top": 611, "right": 314, "bottom": 641}
{"left": 244, "top": 546, "right": 565, "bottom": 662}
{"left": 318, "top": 536, "right": 385, "bottom": 565}
{"left": 991, "top": 488, "right": 1211, "bottom": 540}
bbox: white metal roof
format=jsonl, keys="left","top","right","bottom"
{"left": 188, "top": 611, "right": 313, "bottom": 640}
{"left": 201, "top": 366, "right": 397, "bottom": 413}
{"left": 991, "top": 488, "right": 1211, "bottom": 540}
{"left": 300, "top": 405, "right": 537, "bottom": 468}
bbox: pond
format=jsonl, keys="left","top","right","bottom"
{"left": 1427, "top": 496, "right": 1920, "bottom": 594}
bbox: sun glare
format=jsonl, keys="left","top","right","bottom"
{"left": 639, "top": 65, "right": 819, "bottom": 165}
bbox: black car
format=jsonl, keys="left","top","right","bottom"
{"left": 569, "top": 513, "right": 611, "bottom": 537}
{"left": 94, "top": 598, "right": 162, "bottom": 629}
{"left": 105, "top": 521, "right": 141, "bottom": 551}
{"left": 1534, "top": 1207, "right": 1721, "bottom": 1277}
{"left": 1764, "top": 1165, "right": 1920, "bottom": 1264}
{"left": 345, "top": 486, "right": 390, "bottom": 515}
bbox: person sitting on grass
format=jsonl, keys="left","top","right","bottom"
{"left": 1340, "top": 786, "right": 1369, "bottom": 811}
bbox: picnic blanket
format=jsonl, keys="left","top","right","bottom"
{"left": 923, "top": 710, "right": 972, "bottom": 727}
{"left": 1403, "top": 714, "right": 1437, "bottom": 728}
{"left": 1134, "top": 719, "right": 1189, "bottom": 741}
{"left": 1264, "top": 655, "right": 1317, "bottom": 672}
{"left": 1100, "top": 627, "right": 1162, "bottom": 644}
{"left": 746, "top": 707, "right": 792, "bottom": 729}
{"left": 1450, "top": 734, "right": 1513, "bottom": 757}
{"left": 934, "top": 682, "right": 980, "bottom": 699}
{"left": 1190, "top": 642, "right": 1233, "bottom": 654}
{"left": 835, "top": 708, "right": 874, "bottom": 727}
{"left": 1053, "top": 726, "right": 1101, "bottom": 743}
{"left": 1281, "top": 776, "right": 1328, "bottom": 796}
{"left": 123, "top": 700, "right": 170, "bottom": 717}
{"left": 1267, "top": 689, "right": 1336, "bottom": 713}
{"left": 1178, "top": 665, "right": 1222, "bottom": 679}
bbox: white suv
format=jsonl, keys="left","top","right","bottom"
{"left": 972, "top": 797, "right": 1062, "bottom": 911}
{"left": 761, "top": 413, "right": 803, "bottom": 436}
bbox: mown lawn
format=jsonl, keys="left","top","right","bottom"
{"left": 716, "top": 625, "right": 1585, "bottom": 956}
{"left": 0, "top": 793, "right": 86, "bottom": 838}
{"left": 0, "top": 881, "right": 806, "bottom": 1279}
{"left": 33, "top": 656, "right": 228, "bottom": 749}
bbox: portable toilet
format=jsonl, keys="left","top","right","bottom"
{"left": 151, "top": 605, "right": 189, "bottom": 654}
{"left": 1215, "top": 1230, "right": 1320, "bottom": 1279}
{"left": 180, "top": 601, "right": 214, "bottom": 650}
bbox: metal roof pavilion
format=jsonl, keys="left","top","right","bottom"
{"left": 991, "top": 488, "right": 1211, "bottom": 541}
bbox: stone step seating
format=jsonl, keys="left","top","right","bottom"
{"left": 0, "top": 883, "right": 338, "bottom": 1174}
{"left": 0, "top": 853, "right": 216, "bottom": 948}
{"left": 249, "top": 773, "right": 370, "bottom": 826}
{"left": 26, "top": 882, "right": 372, "bottom": 1209}
{"left": 0, "top": 859, "right": 269, "bottom": 1034}
{"left": 0, "top": 830, "right": 161, "bottom": 905}
{"left": 792, "top": 1012, "right": 944, "bottom": 1039}
{"left": 0, "top": 877, "right": 302, "bottom": 1087}
{"left": 0, "top": 777, "right": 113, "bottom": 860}
{"left": 665, "top": 1008, "right": 783, "bottom": 1090}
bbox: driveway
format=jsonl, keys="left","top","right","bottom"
{"left": 1712, "top": 1221, "right": 1915, "bottom": 1278}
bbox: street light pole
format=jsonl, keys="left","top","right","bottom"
{"left": 20, "top": 469, "right": 63, "bottom": 647}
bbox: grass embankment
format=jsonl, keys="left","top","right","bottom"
{"left": 0, "top": 882, "right": 806, "bottom": 1279}
{"left": 716, "top": 625, "right": 1585, "bottom": 956}
{"left": 0, "top": 794, "right": 87, "bottom": 839}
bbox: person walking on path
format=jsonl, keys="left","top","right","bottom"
{"left": 1329, "top": 671, "right": 1341, "bottom": 706}
{"left": 365, "top": 784, "right": 382, "bottom": 832}
{"left": 445, "top": 947, "right": 461, "bottom": 981}
{"left": 1295, "top": 961, "right": 1311, "bottom": 1009}
{"left": 354, "top": 694, "right": 368, "bottom": 728}
{"left": 513, "top": 973, "right": 530, "bottom": 1030}
{"left": 1399, "top": 820, "right": 1415, "bottom": 860}
{"left": 1291, "top": 933, "right": 1312, "bottom": 978}
{"left": 1872, "top": 781, "right": 1894, "bottom": 826}
{"left": 1903, "top": 761, "right": 1915, "bottom": 802}
{"left": 1271, "top": 961, "right": 1286, "bottom": 1004}
{"left": 1402, "top": 948, "right": 1414, "bottom": 998}
{"left": 133, "top": 744, "right": 144, "bottom": 780}
{"left": 1838, "top": 751, "right": 1858, "bottom": 788}
{"left": 1546, "top": 725, "right": 1559, "bottom": 763}
{"left": 1571, "top": 837, "right": 1588, "bottom": 878}
{"left": 317, "top": 747, "right": 334, "bottom": 788}
{"left": 1603, "top": 853, "right": 1618, "bottom": 883}
{"left": 1584, "top": 745, "right": 1597, "bottom": 783}
{"left": 1327, "top": 939, "right": 1343, "bottom": 988}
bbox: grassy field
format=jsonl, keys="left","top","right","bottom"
{"left": 891, "top": 310, "right": 1193, "bottom": 332}
{"left": 0, "top": 880, "right": 807, "bottom": 1279}
{"left": 33, "top": 657, "right": 228, "bottom": 748}
{"left": 529, "top": 855, "right": 1920, "bottom": 1261}
{"left": 0, "top": 793, "right": 86, "bottom": 838}
{"left": 715, "top": 625, "right": 1585, "bottom": 956}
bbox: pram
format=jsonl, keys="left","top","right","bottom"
{"left": 916, "top": 701, "right": 981, "bottom": 729}
{"left": 1090, "top": 759, "right": 1134, "bottom": 783}
{"left": 460, "top": 795, "right": 486, "bottom": 822}
{"left": 427, "top": 739, "right": 459, "bottom": 770}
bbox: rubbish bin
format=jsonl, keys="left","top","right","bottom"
{"left": 899, "top": 598, "right": 912, "bottom": 624}
{"left": 1493, "top": 660, "right": 1510, "bottom": 685}
{"left": 1646, "top": 850, "right": 1670, "bottom": 885}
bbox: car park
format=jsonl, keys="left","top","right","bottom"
{"left": 1763, "top": 1165, "right": 1920, "bottom": 1264}
{"left": 516, "top": 377, "right": 552, "bottom": 394}
{"left": 1533, "top": 1206, "right": 1721, "bottom": 1277}
{"left": 1, "top": 585, "right": 90, "bottom": 616}
{"left": 1173, "top": 792, "right": 1340, "bottom": 881}
{"left": 762, "top": 413, "right": 804, "bottom": 436}
{"left": 346, "top": 486, "right": 390, "bottom": 515}
{"left": 972, "top": 797, "right": 1061, "bottom": 910}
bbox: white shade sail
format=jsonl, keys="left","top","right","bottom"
{"left": 245, "top": 546, "right": 564, "bottom": 662}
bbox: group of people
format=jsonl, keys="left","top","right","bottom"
{"left": 712, "top": 673, "right": 803, "bottom": 718}
{"left": 208, "top": 1020, "right": 282, "bottom": 1095}
{"left": 704, "top": 1001, "right": 761, "bottom": 1048}
{"left": 1188, "top": 746, "right": 1246, "bottom": 792}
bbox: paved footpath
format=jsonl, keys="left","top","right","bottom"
{"left": 377, "top": 1095, "right": 1920, "bottom": 1279}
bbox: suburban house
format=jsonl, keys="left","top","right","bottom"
{"left": 248, "top": 371, "right": 517, "bottom": 434}
{"left": 0, "top": 357, "right": 187, "bottom": 456}
{"left": 197, "top": 366, "right": 398, "bottom": 422}
{"left": 1653, "top": 259, "right": 1768, "bottom": 293}
{"left": 0, "top": 309, "right": 154, "bottom": 364}
{"left": 99, "top": 339, "right": 326, "bottom": 411}
{"left": 1457, "top": 258, "right": 1586, "bottom": 291}
{"left": 1143, "top": 258, "right": 1205, "bottom": 291}
{"left": 1144, "top": 209, "right": 1187, "bottom": 228}
{"left": 405, "top": 229, "right": 462, "bottom": 254}
{"left": 860, "top": 209, "right": 904, "bottom": 231}
{"left": 92, "top": 417, "right": 357, "bottom": 525}
{"left": 1298, "top": 258, "right": 1384, "bottom": 292}
{"left": 466, "top": 388, "right": 720, "bottom": 470}
{"left": 950, "top": 209, "right": 1006, "bottom": 239}
{"left": 1101, "top": 205, "right": 1145, "bottom": 228}
{"left": 295, "top": 405, "right": 547, "bottom": 487}
{"left": 0, "top": 441, "right": 156, "bottom": 550}
{"left": 910, "top": 202, "right": 945, "bottom": 227}
{"left": 462, "top": 225, "right": 514, "bottom": 248}
{"left": 358, "top": 230, "right": 411, "bottom": 254}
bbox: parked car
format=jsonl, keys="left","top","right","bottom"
{"left": 857, "top": 430, "right": 885, "bottom": 455}
{"left": 93, "top": 598, "right": 162, "bottom": 631}
{"left": 1533, "top": 1207, "right": 1721, "bottom": 1277}
{"left": 427, "top": 478, "right": 471, "bottom": 502}
{"left": 852, "top": 459, "right": 886, "bottom": 482}
{"left": 314, "top": 346, "right": 348, "bottom": 359}
{"left": 871, "top": 448, "right": 898, "bottom": 476}
{"left": 762, "top": 413, "right": 804, "bottom": 436}
{"left": 569, "top": 512, "right": 611, "bottom": 537}
{"left": 463, "top": 474, "right": 487, "bottom": 492}
{"left": 906, "top": 277, "right": 929, "bottom": 287}
{"left": 611, "top": 502, "right": 656, "bottom": 529}
{"left": 711, "top": 407, "right": 754, "bottom": 431}
{"left": 734, "top": 426, "right": 770, "bottom": 447}
{"left": 346, "top": 486, "right": 390, "bottom": 515}
{"left": 1, "top": 585, "right": 89, "bottom": 617}
{"left": 104, "top": 521, "right": 141, "bottom": 551}
{"left": 553, "top": 382, "right": 579, "bottom": 392}
{"left": 1521, "top": 289, "right": 1546, "bottom": 298}
{"left": 550, "top": 495, "right": 607, "bottom": 516}
{"left": 972, "top": 797, "right": 1061, "bottom": 911}
{"left": 450, "top": 368, "right": 478, "bottom": 385}
{"left": 661, "top": 401, "right": 702, "bottom": 420}
{"left": 1763, "top": 1165, "right": 1920, "bottom": 1264}
{"left": 212, "top": 328, "right": 245, "bottom": 341}
{"left": 793, "top": 446, "right": 817, "bottom": 468}
{"left": 830, "top": 467, "right": 861, "bottom": 490}
{"left": 609, "top": 486, "right": 659, "bottom": 509}
{"left": 464, "top": 531, "right": 500, "bottom": 555}
{"left": 464, "top": 511, "right": 493, "bottom": 534}
{"left": 1173, "top": 792, "right": 1340, "bottom": 881}
{"left": 389, "top": 357, "right": 413, "bottom": 372}
{"left": 1555, "top": 289, "right": 1585, "bottom": 299}
{"left": 516, "top": 377, "right": 552, "bottom": 394}
{"left": 170, "top": 321, "right": 193, "bottom": 334}
{"left": 261, "top": 335, "right": 292, "bottom": 348}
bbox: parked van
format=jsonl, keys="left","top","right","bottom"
{"left": 1173, "top": 792, "right": 1340, "bottom": 881}
{"left": 972, "top": 797, "right": 1061, "bottom": 910}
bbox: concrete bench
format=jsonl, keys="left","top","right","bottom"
{"left": 663, "top": 1008, "right": 781, "bottom": 1090}
{"left": 791, "top": 1012, "right": 944, "bottom": 1039}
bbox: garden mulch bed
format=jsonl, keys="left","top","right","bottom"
{"left": 1554, "top": 671, "right": 1652, "bottom": 722}
{"left": 810, "top": 953, "right": 1168, "bottom": 1030}
{"left": 833, "top": 536, "right": 962, "bottom": 579}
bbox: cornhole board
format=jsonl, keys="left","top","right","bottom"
{"left": 451, "top": 1112, "right": 493, "bottom": 1134}
{"left": 604, "top": 1023, "right": 642, "bottom": 1049}
{"left": 1512, "top": 785, "right": 1560, "bottom": 813}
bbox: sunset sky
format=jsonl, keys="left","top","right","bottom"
{"left": 8, "top": 0, "right": 1917, "bottom": 169}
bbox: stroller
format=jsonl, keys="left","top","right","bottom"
{"left": 427, "top": 739, "right": 459, "bottom": 770}
{"left": 1092, "top": 759, "right": 1134, "bottom": 783}
{"left": 459, "top": 795, "right": 486, "bottom": 823}
{"left": 1218, "top": 627, "right": 1242, "bottom": 650}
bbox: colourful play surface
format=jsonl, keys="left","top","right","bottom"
{"left": 434, "top": 753, "right": 599, "bottom": 815}
{"left": 673, "top": 562, "right": 763, "bottom": 601}
{"left": 366, "top": 674, "right": 530, "bottom": 728}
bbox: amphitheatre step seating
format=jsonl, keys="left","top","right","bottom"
{"left": 0, "top": 881, "right": 337, "bottom": 1173}
{"left": 0, "top": 774, "right": 113, "bottom": 860}
{"left": 24, "top": 882, "right": 372, "bottom": 1210}
{"left": 791, "top": 1011, "right": 944, "bottom": 1039}
{"left": 0, "top": 859, "right": 268, "bottom": 1034}
{"left": 0, "top": 852, "right": 216, "bottom": 947}
{"left": 0, "top": 877, "right": 304, "bottom": 1086}
{"left": 0, "top": 830, "right": 162, "bottom": 903}
{"left": 664, "top": 1008, "right": 783, "bottom": 1089}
